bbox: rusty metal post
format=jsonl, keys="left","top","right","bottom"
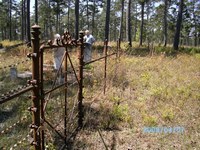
{"left": 103, "top": 39, "right": 108, "bottom": 94}
{"left": 64, "top": 47, "right": 68, "bottom": 144}
{"left": 31, "top": 25, "right": 41, "bottom": 150}
{"left": 117, "top": 38, "right": 121, "bottom": 57}
{"left": 117, "top": 38, "right": 120, "bottom": 58}
{"left": 78, "top": 31, "right": 84, "bottom": 128}
{"left": 40, "top": 48, "right": 45, "bottom": 150}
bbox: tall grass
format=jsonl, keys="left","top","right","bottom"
{"left": 1, "top": 41, "right": 200, "bottom": 149}
{"left": 81, "top": 53, "right": 200, "bottom": 149}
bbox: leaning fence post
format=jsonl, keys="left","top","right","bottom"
{"left": 117, "top": 38, "right": 120, "bottom": 58}
{"left": 78, "top": 31, "right": 84, "bottom": 128}
{"left": 30, "top": 25, "right": 41, "bottom": 150}
{"left": 103, "top": 39, "right": 108, "bottom": 94}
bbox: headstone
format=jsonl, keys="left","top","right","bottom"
{"left": 17, "top": 71, "right": 32, "bottom": 78}
{"left": 10, "top": 67, "right": 18, "bottom": 80}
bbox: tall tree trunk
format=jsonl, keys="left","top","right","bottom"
{"left": 104, "top": 0, "right": 111, "bottom": 41}
{"left": 59, "top": 12, "right": 61, "bottom": 33}
{"left": 119, "top": 0, "right": 124, "bottom": 43}
{"left": 24, "top": 0, "right": 27, "bottom": 40}
{"left": 35, "top": 0, "right": 38, "bottom": 24}
{"left": 92, "top": 0, "right": 95, "bottom": 35}
{"left": 173, "top": 0, "right": 184, "bottom": 50}
{"left": 9, "top": 0, "right": 12, "bottom": 41}
{"left": 193, "top": 0, "right": 197, "bottom": 46}
{"left": 146, "top": 1, "right": 150, "bottom": 49}
{"left": 27, "top": 0, "right": 31, "bottom": 46}
{"left": 194, "top": 25, "right": 197, "bottom": 47}
{"left": 14, "top": 20, "right": 17, "bottom": 40}
{"left": 67, "top": 0, "right": 70, "bottom": 30}
{"left": 4, "top": 28, "right": 6, "bottom": 40}
{"left": 56, "top": 2, "right": 59, "bottom": 33}
{"left": 133, "top": 2, "right": 137, "bottom": 41}
{"left": 21, "top": 0, "right": 24, "bottom": 41}
{"left": 127, "top": 0, "right": 132, "bottom": 47}
{"left": 114, "top": 18, "right": 117, "bottom": 41}
{"left": 75, "top": 0, "right": 79, "bottom": 40}
{"left": 139, "top": 2, "right": 144, "bottom": 46}
{"left": 163, "top": 0, "right": 168, "bottom": 47}
{"left": 86, "top": 0, "right": 89, "bottom": 30}
{"left": 48, "top": 0, "right": 53, "bottom": 38}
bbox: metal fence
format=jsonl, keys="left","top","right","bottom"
{"left": 0, "top": 25, "right": 118, "bottom": 150}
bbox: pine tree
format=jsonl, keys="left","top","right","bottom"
{"left": 173, "top": 0, "right": 184, "bottom": 50}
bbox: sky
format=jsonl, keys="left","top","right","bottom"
{"left": 14, "top": 0, "right": 34, "bottom": 13}
{"left": 11, "top": 0, "right": 163, "bottom": 14}
{"left": 30, "top": 0, "right": 34, "bottom": 12}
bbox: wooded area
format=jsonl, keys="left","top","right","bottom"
{"left": 0, "top": 0, "right": 200, "bottom": 50}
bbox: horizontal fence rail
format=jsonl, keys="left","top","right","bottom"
{"left": 0, "top": 84, "right": 33, "bottom": 104}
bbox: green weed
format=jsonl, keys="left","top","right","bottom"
{"left": 161, "top": 108, "right": 175, "bottom": 122}
{"left": 143, "top": 114, "right": 158, "bottom": 126}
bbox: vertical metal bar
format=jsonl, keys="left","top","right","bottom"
{"left": 31, "top": 25, "right": 41, "bottom": 150}
{"left": 104, "top": 39, "right": 108, "bottom": 94}
{"left": 117, "top": 38, "right": 121, "bottom": 57}
{"left": 116, "top": 39, "right": 118, "bottom": 58}
{"left": 117, "top": 38, "right": 120, "bottom": 58}
{"left": 40, "top": 48, "right": 45, "bottom": 150}
{"left": 78, "top": 31, "right": 84, "bottom": 128}
{"left": 64, "top": 47, "right": 68, "bottom": 144}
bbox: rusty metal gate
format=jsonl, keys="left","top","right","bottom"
{"left": 30, "top": 25, "right": 86, "bottom": 149}
{"left": 0, "top": 25, "right": 118, "bottom": 150}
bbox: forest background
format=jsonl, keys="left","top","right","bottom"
{"left": 0, "top": 0, "right": 200, "bottom": 51}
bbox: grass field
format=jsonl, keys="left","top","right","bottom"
{"left": 0, "top": 42, "right": 200, "bottom": 149}
{"left": 75, "top": 52, "right": 200, "bottom": 150}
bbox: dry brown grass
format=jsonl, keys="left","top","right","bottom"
{"left": 1, "top": 43, "right": 200, "bottom": 149}
{"left": 75, "top": 53, "right": 200, "bottom": 149}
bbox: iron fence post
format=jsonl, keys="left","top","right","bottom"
{"left": 78, "top": 31, "right": 84, "bottom": 128}
{"left": 31, "top": 25, "right": 41, "bottom": 150}
{"left": 118, "top": 37, "right": 122, "bottom": 57}
{"left": 40, "top": 48, "right": 45, "bottom": 150}
{"left": 104, "top": 39, "right": 108, "bottom": 94}
{"left": 116, "top": 40, "right": 118, "bottom": 58}
{"left": 64, "top": 47, "right": 68, "bottom": 144}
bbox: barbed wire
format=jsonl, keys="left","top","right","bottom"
{"left": 0, "top": 116, "right": 28, "bottom": 135}
{"left": 83, "top": 47, "right": 116, "bottom": 61}
{"left": 9, "top": 134, "right": 31, "bottom": 150}
{"left": 0, "top": 84, "right": 32, "bottom": 103}
{"left": 0, "top": 58, "right": 31, "bottom": 71}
